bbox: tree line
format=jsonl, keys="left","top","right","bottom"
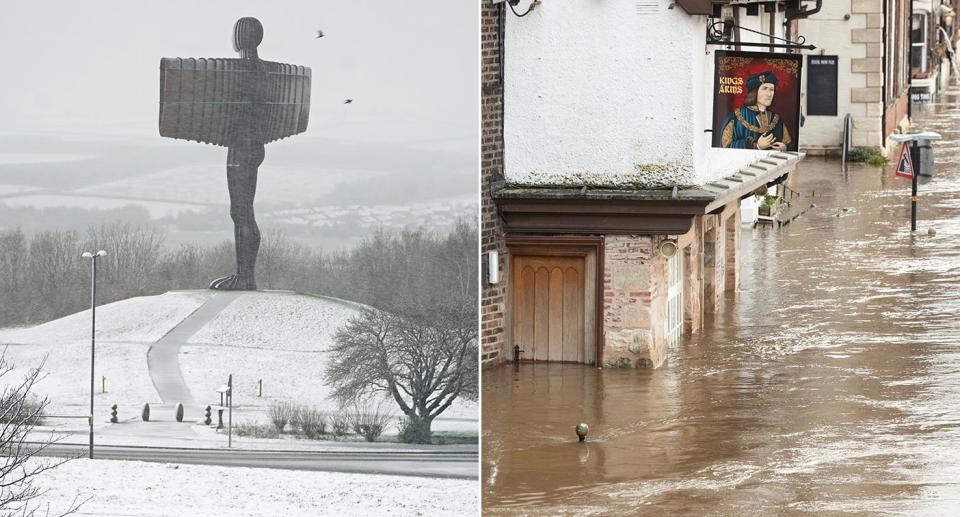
{"left": 0, "top": 220, "right": 478, "bottom": 328}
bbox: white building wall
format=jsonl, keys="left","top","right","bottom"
{"left": 504, "top": 0, "right": 780, "bottom": 189}
{"left": 798, "top": 1, "right": 874, "bottom": 149}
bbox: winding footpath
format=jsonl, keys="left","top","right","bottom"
{"left": 146, "top": 291, "right": 243, "bottom": 408}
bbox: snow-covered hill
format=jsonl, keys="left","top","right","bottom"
{"left": 0, "top": 290, "right": 477, "bottom": 434}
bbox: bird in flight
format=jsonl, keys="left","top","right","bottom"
{"left": 316, "top": 30, "right": 324, "bottom": 38}
{"left": 344, "top": 99, "right": 353, "bottom": 104}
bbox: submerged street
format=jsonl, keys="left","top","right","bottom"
{"left": 482, "top": 89, "right": 960, "bottom": 514}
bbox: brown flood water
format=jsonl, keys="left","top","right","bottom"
{"left": 482, "top": 90, "right": 960, "bottom": 515}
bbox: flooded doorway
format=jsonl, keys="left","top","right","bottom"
{"left": 507, "top": 237, "right": 600, "bottom": 364}
{"left": 512, "top": 255, "right": 584, "bottom": 362}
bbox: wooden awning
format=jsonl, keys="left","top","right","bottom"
{"left": 493, "top": 152, "right": 803, "bottom": 235}
{"left": 676, "top": 0, "right": 809, "bottom": 16}
{"left": 675, "top": 0, "right": 720, "bottom": 15}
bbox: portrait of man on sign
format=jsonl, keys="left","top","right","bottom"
{"left": 719, "top": 71, "right": 791, "bottom": 150}
{"left": 711, "top": 51, "right": 802, "bottom": 152}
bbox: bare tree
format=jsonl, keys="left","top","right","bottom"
{"left": 85, "top": 222, "right": 166, "bottom": 297}
{"left": 0, "top": 352, "right": 86, "bottom": 515}
{"left": 324, "top": 305, "right": 477, "bottom": 443}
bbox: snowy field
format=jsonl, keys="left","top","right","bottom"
{"left": 184, "top": 292, "right": 478, "bottom": 432}
{"left": 0, "top": 291, "right": 210, "bottom": 414}
{"left": 0, "top": 290, "right": 477, "bottom": 439}
{"left": 74, "top": 163, "right": 383, "bottom": 206}
{"left": 0, "top": 194, "right": 211, "bottom": 218}
{"left": 25, "top": 458, "right": 477, "bottom": 516}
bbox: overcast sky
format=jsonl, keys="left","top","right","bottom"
{"left": 0, "top": 1, "right": 478, "bottom": 152}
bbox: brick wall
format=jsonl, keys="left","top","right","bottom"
{"left": 481, "top": 1, "right": 507, "bottom": 367}
{"left": 602, "top": 235, "right": 665, "bottom": 368}
{"left": 702, "top": 215, "right": 720, "bottom": 313}
{"left": 683, "top": 216, "right": 704, "bottom": 334}
{"left": 724, "top": 209, "right": 740, "bottom": 293}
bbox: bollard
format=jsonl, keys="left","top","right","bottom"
{"left": 217, "top": 408, "right": 225, "bottom": 430}
{"left": 258, "top": 378, "right": 262, "bottom": 398}
{"left": 102, "top": 376, "right": 106, "bottom": 394}
{"left": 576, "top": 423, "right": 589, "bottom": 442}
{"left": 141, "top": 403, "right": 150, "bottom": 422}
{"left": 110, "top": 404, "right": 118, "bottom": 424}
{"left": 175, "top": 402, "right": 184, "bottom": 423}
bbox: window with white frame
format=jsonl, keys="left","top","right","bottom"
{"left": 911, "top": 13, "right": 929, "bottom": 76}
{"left": 667, "top": 250, "right": 683, "bottom": 348}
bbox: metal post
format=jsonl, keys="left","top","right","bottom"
{"left": 82, "top": 250, "right": 105, "bottom": 460}
{"left": 227, "top": 374, "right": 233, "bottom": 448}
{"left": 88, "top": 255, "right": 96, "bottom": 460}
{"left": 258, "top": 378, "right": 262, "bottom": 397}
{"left": 911, "top": 142, "right": 920, "bottom": 231}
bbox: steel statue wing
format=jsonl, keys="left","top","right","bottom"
{"left": 159, "top": 57, "right": 312, "bottom": 147}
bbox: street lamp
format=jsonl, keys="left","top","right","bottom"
{"left": 81, "top": 249, "right": 106, "bottom": 459}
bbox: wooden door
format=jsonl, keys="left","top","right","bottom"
{"left": 512, "top": 255, "right": 585, "bottom": 362}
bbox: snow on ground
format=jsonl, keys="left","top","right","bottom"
{"left": 187, "top": 292, "right": 360, "bottom": 352}
{"left": 0, "top": 152, "right": 94, "bottom": 165}
{"left": 0, "top": 291, "right": 210, "bottom": 346}
{"left": 0, "top": 292, "right": 210, "bottom": 415}
{"left": 5, "top": 341, "right": 158, "bottom": 416}
{"left": 183, "top": 292, "right": 478, "bottom": 433}
{"left": 75, "top": 163, "right": 382, "bottom": 206}
{"left": 2, "top": 290, "right": 476, "bottom": 438}
{"left": 0, "top": 194, "right": 210, "bottom": 218}
{"left": 25, "top": 458, "right": 477, "bottom": 516}
{"left": 0, "top": 183, "right": 41, "bottom": 195}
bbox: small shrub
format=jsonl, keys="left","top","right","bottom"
{"left": 0, "top": 391, "right": 46, "bottom": 426}
{"left": 297, "top": 407, "right": 328, "bottom": 439}
{"left": 141, "top": 403, "right": 150, "bottom": 422}
{"left": 848, "top": 146, "right": 888, "bottom": 166}
{"left": 175, "top": 402, "right": 184, "bottom": 422}
{"left": 330, "top": 412, "right": 350, "bottom": 438}
{"left": 269, "top": 400, "right": 295, "bottom": 434}
{"left": 348, "top": 401, "right": 394, "bottom": 443}
{"left": 234, "top": 421, "right": 279, "bottom": 439}
{"left": 397, "top": 417, "right": 432, "bottom": 444}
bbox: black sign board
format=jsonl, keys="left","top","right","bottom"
{"left": 807, "top": 55, "right": 838, "bottom": 116}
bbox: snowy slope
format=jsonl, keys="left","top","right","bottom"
{"left": 0, "top": 291, "right": 211, "bottom": 414}
{"left": 183, "top": 292, "right": 478, "bottom": 431}
{"left": 0, "top": 291, "right": 211, "bottom": 346}
{"left": 0, "top": 290, "right": 477, "bottom": 434}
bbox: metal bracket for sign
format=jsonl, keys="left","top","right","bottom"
{"left": 707, "top": 20, "right": 817, "bottom": 51}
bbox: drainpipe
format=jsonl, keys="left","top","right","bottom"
{"left": 882, "top": 0, "right": 888, "bottom": 146}
{"left": 786, "top": 0, "right": 822, "bottom": 21}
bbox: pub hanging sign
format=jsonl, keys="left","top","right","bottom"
{"left": 711, "top": 51, "right": 803, "bottom": 152}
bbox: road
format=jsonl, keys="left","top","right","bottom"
{"left": 31, "top": 443, "right": 478, "bottom": 479}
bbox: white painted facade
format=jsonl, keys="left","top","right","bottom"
{"left": 503, "top": 0, "right": 785, "bottom": 189}
{"left": 798, "top": 1, "right": 871, "bottom": 148}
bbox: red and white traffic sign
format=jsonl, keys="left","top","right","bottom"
{"left": 896, "top": 143, "right": 914, "bottom": 179}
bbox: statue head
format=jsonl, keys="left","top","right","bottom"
{"left": 233, "top": 17, "right": 263, "bottom": 58}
